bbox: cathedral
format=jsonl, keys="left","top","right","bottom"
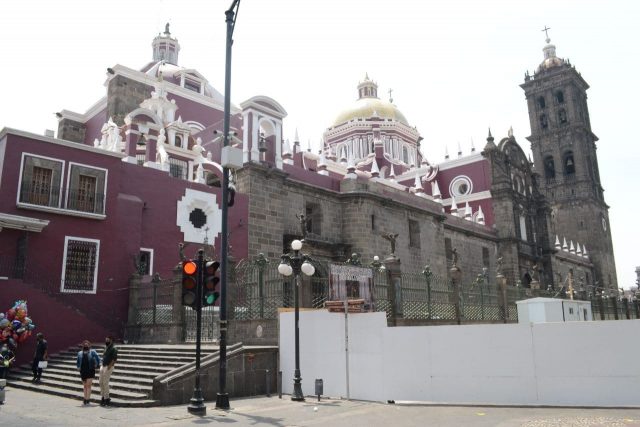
{"left": 0, "top": 26, "right": 617, "bottom": 352}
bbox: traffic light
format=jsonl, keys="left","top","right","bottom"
{"left": 182, "top": 259, "right": 198, "bottom": 309}
{"left": 203, "top": 260, "right": 220, "bottom": 307}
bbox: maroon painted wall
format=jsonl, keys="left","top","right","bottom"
{"left": 0, "top": 279, "right": 113, "bottom": 364}
{"left": 0, "top": 132, "right": 249, "bottom": 339}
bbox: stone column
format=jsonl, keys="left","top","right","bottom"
{"left": 383, "top": 254, "right": 402, "bottom": 326}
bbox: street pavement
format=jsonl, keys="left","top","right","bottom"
{"left": 1, "top": 387, "right": 640, "bottom": 426}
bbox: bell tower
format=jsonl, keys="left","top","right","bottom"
{"left": 521, "top": 29, "right": 617, "bottom": 289}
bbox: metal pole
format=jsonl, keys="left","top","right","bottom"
{"left": 292, "top": 250, "right": 304, "bottom": 401}
{"left": 216, "top": 0, "right": 240, "bottom": 411}
{"left": 188, "top": 250, "right": 206, "bottom": 416}
{"left": 258, "top": 261, "right": 265, "bottom": 319}
{"left": 343, "top": 298, "right": 350, "bottom": 400}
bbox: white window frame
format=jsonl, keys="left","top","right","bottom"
{"left": 16, "top": 152, "right": 65, "bottom": 209}
{"left": 139, "top": 247, "right": 154, "bottom": 276}
{"left": 65, "top": 161, "right": 109, "bottom": 215}
{"left": 61, "top": 236, "right": 100, "bottom": 294}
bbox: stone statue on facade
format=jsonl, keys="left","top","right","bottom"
{"left": 381, "top": 232, "right": 399, "bottom": 255}
{"left": 156, "top": 129, "right": 168, "bottom": 164}
{"left": 296, "top": 212, "right": 308, "bottom": 239}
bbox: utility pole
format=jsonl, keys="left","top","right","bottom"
{"left": 216, "top": 0, "right": 241, "bottom": 411}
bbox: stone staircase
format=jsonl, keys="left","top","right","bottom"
{"left": 7, "top": 344, "right": 219, "bottom": 407}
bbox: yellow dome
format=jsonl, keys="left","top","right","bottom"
{"left": 333, "top": 97, "right": 409, "bottom": 127}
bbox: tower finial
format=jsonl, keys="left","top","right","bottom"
{"left": 388, "top": 88, "right": 393, "bottom": 103}
{"left": 165, "top": 22, "right": 171, "bottom": 36}
{"left": 541, "top": 25, "right": 551, "bottom": 43}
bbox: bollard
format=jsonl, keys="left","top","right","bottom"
{"left": 315, "top": 378, "right": 323, "bottom": 402}
{"left": 278, "top": 371, "right": 282, "bottom": 399}
{"left": 266, "top": 369, "right": 271, "bottom": 397}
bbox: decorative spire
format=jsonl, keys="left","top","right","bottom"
{"left": 444, "top": 145, "right": 450, "bottom": 160}
{"left": 457, "top": 142, "right": 462, "bottom": 157}
{"left": 317, "top": 150, "right": 328, "bottom": 176}
{"left": 508, "top": 126, "right": 514, "bottom": 138}
{"left": 562, "top": 237, "right": 568, "bottom": 251}
{"left": 389, "top": 164, "right": 396, "bottom": 181}
{"left": 413, "top": 175, "right": 424, "bottom": 194}
{"left": 345, "top": 152, "right": 357, "bottom": 179}
{"left": 582, "top": 245, "right": 588, "bottom": 259}
{"left": 576, "top": 243, "right": 582, "bottom": 256}
{"left": 484, "top": 128, "right": 496, "bottom": 150}
{"left": 464, "top": 202, "right": 472, "bottom": 220}
{"left": 293, "top": 128, "right": 300, "bottom": 153}
{"left": 282, "top": 138, "right": 292, "bottom": 155}
{"left": 569, "top": 240, "right": 575, "bottom": 254}
{"left": 554, "top": 235, "right": 561, "bottom": 249}
{"left": 370, "top": 158, "right": 380, "bottom": 178}
{"left": 450, "top": 196, "right": 458, "bottom": 217}
{"left": 538, "top": 26, "right": 564, "bottom": 71}
{"left": 470, "top": 138, "right": 476, "bottom": 153}
{"left": 432, "top": 181, "right": 441, "bottom": 199}
{"left": 476, "top": 205, "right": 485, "bottom": 225}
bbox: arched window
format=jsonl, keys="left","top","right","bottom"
{"left": 558, "top": 108, "right": 568, "bottom": 124}
{"left": 544, "top": 156, "right": 555, "bottom": 179}
{"left": 539, "top": 114, "right": 548, "bottom": 129}
{"left": 175, "top": 135, "right": 182, "bottom": 148}
{"left": 555, "top": 90, "right": 564, "bottom": 104}
{"left": 537, "top": 96, "right": 546, "bottom": 109}
{"left": 563, "top": 151, "right": 575, "bottom": 175}
{"left": 402, "top": 146, "right": 409, "bottom": 163}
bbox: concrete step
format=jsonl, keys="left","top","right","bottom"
{"left": 13, "top": 366, "right": 158, "bottom": 383}
{"left": 34, "top": 361, "right": 176, "bottom": 374}
{"left": 6, "top": 381, "right": 157, "bottom": 407}
{"left": 7, "top": 376, "right": 150, "bottom": 400}
{"left": 48, "top": 356, "right": 189, "bottom": 368}
{"left": 9, "top": 371, "right": 153, "bottom": 393}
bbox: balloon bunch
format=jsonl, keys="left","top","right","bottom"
{"left": 0, "top": 300, "right": 36, "bottom": 350}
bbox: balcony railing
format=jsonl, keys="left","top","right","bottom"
{"left": 66, "top": 189, "right": 105, "bottom": 215}
{"left": 19, "top": 183, "right": 105, "bottom": 216}
{"left": 19, "top": 182, "right": 61, "bottom": 208}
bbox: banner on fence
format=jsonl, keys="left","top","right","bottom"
{"left": 329, "top": 264, "right": 374, "bottom": 310}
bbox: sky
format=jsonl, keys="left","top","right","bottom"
{"left": 1, "top": 0, "right": 639, "bottom": 288}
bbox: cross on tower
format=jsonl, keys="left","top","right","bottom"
{"left": 541, "top": 25, "right": 551, "bottom": 41}
{"left": 388, "top": 88, "right": 393, "bottom": 103}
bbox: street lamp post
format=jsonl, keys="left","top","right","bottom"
{"left": 278, "top": 239, "right": 315, "bottom": 402}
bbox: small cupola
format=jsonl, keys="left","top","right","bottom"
{"left": 357, "top": 73, "right": 378, "bottom": 99}
{"left": 152, "top": 23, "right": 181, "bottom": 65}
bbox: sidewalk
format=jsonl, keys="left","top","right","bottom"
{"left": 1, "top": 387, "right": 640, "bottom": 426}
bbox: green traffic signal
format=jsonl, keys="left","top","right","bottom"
{"left": 203, "top": 260, "right": 220, "bottom": 307}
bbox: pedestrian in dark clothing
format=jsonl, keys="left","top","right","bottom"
{"left": 31, "top": 332, "right": 48, "bottom": 383}
{"left": 76, "top": 340, "right": 100, "bottom": 405}
{"left": 99, "top": 336, "right": 118, "bottom": 406}
{"left": 1, "top": 345, "right": 15, "bottom": 379}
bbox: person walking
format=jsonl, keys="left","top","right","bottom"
{"left": 76, "top": 340, "right": 100, "bottom": 405}
{"left": 99, "top": 336, "right": 118, "bottom": 406}
{"left": 31, "top": 332, "right": 47, "bottom": 383}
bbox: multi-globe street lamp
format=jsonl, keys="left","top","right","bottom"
{"left": 278, "top": 239, "right": 315, "bottom": 401}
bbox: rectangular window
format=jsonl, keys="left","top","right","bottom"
{"left": 66, "top": 163, "right": 107, "bottom": 215}
{"left": 169, "top": 157, "right": 189, "bottom": 180}
{"left": 482, "top": 247, "right": 490, "bottom": 268}
{"left": 519, "top": 215, "right": 528, "bottom": 242}
{"left": 136, "top": 154, "right": 146, "bottom": 166}
{"left": 138, "top": 248, "right": 154, "bottom": 276}
{"left": 445, "top": 238, "right": 453, "bottom": 265}
{"left": 305, "top": 202, "right": 322, "bottom": 236}
{"left": 184, "top": 79, "right": 201, "bottom": 93}
{"left": 408, "top": 219, "right": 420, "bottom": 248}
{"left": 371, "top": 214, "right": 375, "bottom": 231}
{"left": 18, "top": 154, "right": 64, "bottom": 208}
{"left": 61, "top": 237, "right": 99, "bottom": 293}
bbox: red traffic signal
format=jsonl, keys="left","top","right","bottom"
{"left": 203, "top": 260, "right": 220, "bottom": 307}
{"left": 181, "top": 260, "right": 198, "bottom": 308}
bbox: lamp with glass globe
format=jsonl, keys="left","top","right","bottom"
{"left": 278, "top": 239, "right": 315, "bottom": 401}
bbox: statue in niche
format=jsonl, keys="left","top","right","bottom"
{"left": 296, "top": 212, "right": 308, "bottom": 239}
{"left": 450, "top": 248, "right": 459, "bottom": 268}
{"left": 381, "top": 232, "right": 399, "bottom": 255}
{"left": 496, "top": 257, "right": 503, "bottom": 276}
{"left": 156, "top": 129, "right": 168, "bottom": 164}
